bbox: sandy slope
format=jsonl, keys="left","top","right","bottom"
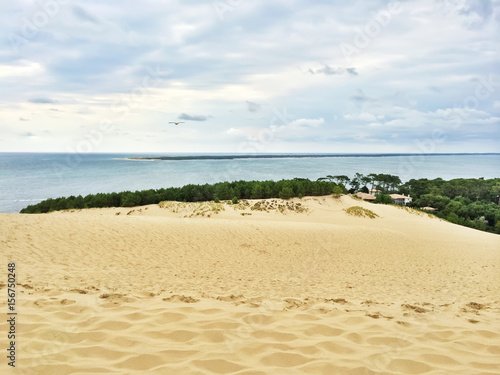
{"left": 1, "top": 195, "right": 499, "bottom": 374}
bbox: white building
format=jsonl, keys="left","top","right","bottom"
{"left": 389, "top": 194, "right": 412, "bottom": 206}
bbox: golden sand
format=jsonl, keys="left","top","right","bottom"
{"left": 1, "top": 195, "right": 499, "bottom": 374}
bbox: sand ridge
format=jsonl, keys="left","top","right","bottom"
{"left": 1, "top": 195, "right": 499, "bottom": 374}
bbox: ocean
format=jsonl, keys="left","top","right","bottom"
{"left": 0, "top": 153, "right": 499, "bottom": 213}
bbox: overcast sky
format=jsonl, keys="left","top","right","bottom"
{"left": 1, "top": 0, "right": 499, "bottom": 153}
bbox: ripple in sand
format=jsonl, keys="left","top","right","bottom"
{"left": 193, "top": 359, "right": 245, "bottom": 374}
{"left": 387, "top": 359, "right": 434, "bottom": 374}
{"left": 116, "top": 354, "right": 167, "bottom": 371}
{"left": 260, "top": 352, "right": 312, "bottom": 367}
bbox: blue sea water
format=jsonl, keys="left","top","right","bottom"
{"left": 0, "top": 153, "right": 499, "bottom": 213}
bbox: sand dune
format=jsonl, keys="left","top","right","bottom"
{"left": 1, "top": 195, "right": 499, "bottom": 374}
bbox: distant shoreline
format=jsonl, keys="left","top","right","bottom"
{"left": 126, "top": 153, "right": 499, "bottom": 161}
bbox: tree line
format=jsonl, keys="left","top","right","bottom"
{"left": 19, "top": 178, "right": 345, "bottom": 214}
{"left": 318, "top": 173, "right": 402, "bottom": 193}
{"left": 20, "top": 174, "right": 500, "bottom": 234}
{"left": 401, "top": 177, "right": 500, "bottom": 234}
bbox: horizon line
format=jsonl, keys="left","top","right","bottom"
{"left": 1, "top": 152, "right": 499, "bottom": 155}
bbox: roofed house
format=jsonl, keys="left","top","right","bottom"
{"left": 389, "top": 194, "right": 412, "bottom": 206}
{"left": 356, "top": 192, "right": 376, "bottom": 201}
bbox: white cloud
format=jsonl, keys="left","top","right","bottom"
{"left": 225, "top": 127, "right": 243, "bottom": 136}
{"left": 344, "top": 112, "right": 377, "bottom": 122}
{"left": 0, "top": 60, "right": 44, "bottom": 78}
{"left": 285, "top": 118, "right": 324, "bottom": 129}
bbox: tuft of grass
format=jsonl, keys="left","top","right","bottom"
{"left": 344, "top": 206, "right": 379, "bottom": 219}
{"left": 159, "top": 201, "right": 226, "bottom": 216}
{"left": 229, "top": 199, "right": 250, "bottom": 211}
{"left": 250, "top": 200, "right": 307, "bottom": 214}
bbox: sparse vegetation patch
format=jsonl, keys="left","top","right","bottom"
{"left": 344, "top": 206, "right": 379, "bottom": 219}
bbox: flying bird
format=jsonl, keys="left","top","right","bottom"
{"left": 169, "top": 122, "right": 185, "bottom": 126}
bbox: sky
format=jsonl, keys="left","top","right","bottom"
{"left": 1, "top": 0, "right": 499, "bottom": 153}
